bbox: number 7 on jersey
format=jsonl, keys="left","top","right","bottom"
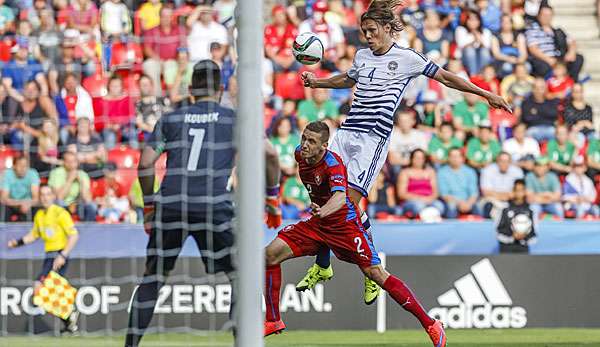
{"left": 187, "top": 128, "right": 206, "bottom": 171}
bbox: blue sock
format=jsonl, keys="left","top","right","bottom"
{"left": 315, "top": 248, "right": 331, "bottom": 268}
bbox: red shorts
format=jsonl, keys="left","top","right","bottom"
{"left": 277, "top": 217, "right": 381, "bottom": 269}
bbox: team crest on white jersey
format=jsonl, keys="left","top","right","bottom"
{"left": 388, "top": 61, "right": 398, "bottom": 71}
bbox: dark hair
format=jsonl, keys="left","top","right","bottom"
{"left": 304, "top": 121, "right": 330, "bottom": 143}
{"left": 190, "top": 60, "right": 221, "bottom": 97}
{"left": 271, "top": 116, "right": 293, "bottom": 138}
{"left": 360, "top": 0, "right": 404, "bottom": 38}
{"left": 513, "top": 178, "right": 526, "bottom": 189}
{"left": 409, "top": 148, "right": 429, "bottom": 169}
{"left": 465, "top": 9, "right": 483, "bottom": 33}
{"left": 139, "top": 74, "right": 153, "bottom": 84}
{"left": 497, "top": 151, "right": 511, "bottom": 160}
{"left": 440, "top": 121, "right": 454, "bottom": 130}
{"left": 448, "top": 147, "right": 463, "bottom": 156}
{"left": 14, "top": 155, "right": 28, "bottom": 165}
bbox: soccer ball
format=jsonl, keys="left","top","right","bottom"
{"left": 511, "top": 213, "right": 532, "bottom": 235}
{"left": 292, "top": 32, "right": 324, "bottom": 65}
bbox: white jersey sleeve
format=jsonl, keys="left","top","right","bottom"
{"left": 403, "top": 48, "right": 440, "bottom": 79}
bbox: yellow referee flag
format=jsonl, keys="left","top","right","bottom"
{"left": 33, "top": 271, "right": 78, "bottom": 320}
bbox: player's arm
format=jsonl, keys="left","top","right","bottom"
{"left": 312, "top": 191, "right": 346, "bottom": 218}
{"left": 301, "top": 71, "right": 356, "bottom": 89}
{"left": 138, "top": 145, "right": 161, "bottom": 202}
{"left": 432, "top": 68, "right": 512, "bottom": 112}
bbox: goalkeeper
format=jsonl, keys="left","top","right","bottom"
{"left": 7, "top": 185, "right": 80, "bottom": 333}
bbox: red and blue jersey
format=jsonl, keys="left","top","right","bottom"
{"left": 295, "top": 147, "right": 358, "bottom": 225}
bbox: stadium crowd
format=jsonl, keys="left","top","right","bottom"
{"left": 0, "top": 0, "right": 598, "bottom": 223}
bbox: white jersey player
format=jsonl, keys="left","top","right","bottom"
{"left": 295, "top": 0, "right": 511, "bottom": 311}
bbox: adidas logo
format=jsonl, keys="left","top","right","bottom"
{"left": 428, "top": 258, "right": 527, "bottom": 329}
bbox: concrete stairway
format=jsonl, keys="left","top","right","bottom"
{"left": 550, "top": 0, "right": 600, "bottom": 130}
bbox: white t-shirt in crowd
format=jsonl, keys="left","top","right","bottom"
{"left": 389, "top": 127, "right": 429, "bottom": 159}
{"left": 502, "top": 137, "right": 540, "bottom": 162}
{"left": 188, "top": 21, "right": 229, "bottom": 62}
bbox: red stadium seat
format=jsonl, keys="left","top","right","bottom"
{"left": 0, "top": 146, "right": 17, "bottom": 171}
{"left": 108, "top": 146, "right": 140, "bottom": 169}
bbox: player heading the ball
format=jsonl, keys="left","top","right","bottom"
{"left": 294, "top": 0, "right": 512, "bottom": 306}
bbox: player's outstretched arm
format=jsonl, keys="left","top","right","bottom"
{"left": 7, "top": 231, "right": 37, "bottom": 248}
{"left": 314, "top": 191, "right": 346, "bottom": 218}
{"left": 433, "top": 68, "right": 512, "bottom": 113}
{"left": 301, "top": 71, "right": 356, "bottom": 89}
{"left": 138, "top": 146, "right": 161, "bottom": 200}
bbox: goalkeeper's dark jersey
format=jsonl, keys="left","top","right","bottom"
{"left": 148, "top": 100, "right": 235, "bottom": 213}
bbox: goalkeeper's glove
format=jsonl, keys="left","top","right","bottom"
{"left": 143, "top": 204, "right": 155, "bottom": 235}
{"left": 265, "top": 196, "right": 282, "bottom": 229}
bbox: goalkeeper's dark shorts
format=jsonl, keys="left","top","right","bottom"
{"left": 144, "top": 207, "right": 234, "bottom": 276}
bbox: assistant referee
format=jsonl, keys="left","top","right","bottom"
{"left": 7, "top": 184, "right": 80, "bottom": 333}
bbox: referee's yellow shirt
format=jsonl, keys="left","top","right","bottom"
{"left": 32, "top": 205, "right": 78, "bottom": 252}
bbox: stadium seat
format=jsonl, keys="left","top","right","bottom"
{"left": 0, "top": 146, "right": 17, "bottom": 170}
{"left": 108, "top": 146, "right": 140, "bottom": 169}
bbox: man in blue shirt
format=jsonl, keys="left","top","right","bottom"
{"left": 1, "top": 42, "right": 44, "bottom": 120}
{"left": 1, "top": 156, "right": 40, "bottom": 221}
{"left": 476, "top": 0, "right": 502, "bottom": 33}
{"left": 437, "top": 147, "right": 481, "bottom": 218}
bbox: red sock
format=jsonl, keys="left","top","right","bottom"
{"left": 265, "top": 264, "right": 282, "bottom": 322}
{"left": 383, "top": 275, "right": 434, "bottom": 329}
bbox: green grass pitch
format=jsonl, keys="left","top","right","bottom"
{"left": 2, "top": 329, "right": 600, "bottom": 347}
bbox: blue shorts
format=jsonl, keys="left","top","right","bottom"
{"left": 37, "top": 251, "right": 69, "bottom": 281}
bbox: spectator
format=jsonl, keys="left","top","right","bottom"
{"left": 475, "top": 0, "right": 502, "bottom": 33}
{"left": 67, "top": 0, "right": 99, "bottom": 35}
{"left": 135, "top": 75, "right": 171, "bottom": 141}
{"left": 264, "top": 4, "right": 299, "bottom": 72}
{"left": 48, "top": 29, "right": 96, "bottom": 85}
{"left": 0, "top": 0, "right": 15, "bottom": 34}
{"left": 418, "top": 90, "right": 444, "bottom": 131}
{"left": 389, "top": 109, "right": 429, "bottom": 169}
{"left": 1, "top": 43, "right": 44, "bottom": 119}
{"left": 135, "top": 0, "right": 162, "bottom": 33}
{"left": 437, "top": 0, "right": 462, "bottom": 33}
{"left": 166, "top": 47, "right": 194, "bottom": 105}
{"left": 402, "top": 0, "right": 425, "bottom": 33}
{"left": 37, "top": 9, "right": 62, "bottom": 65}
{"left": 7, "top": 79, "right": 57, "bottom": 148}
{"left": 27, "top": 118, "right": 61, "bottom": 177}
{"left": 210, "top": 42, "right": 235, "bottom": 90}
{"left": 466, "top": 121, "right": 501, "bottom": 170}
{"left": 564, "top": 84, "right": 595, "bottom": 138}
{"left": 48, "top": 151, "right": 96, "bottom": 221}
{"left": 525, "top": 156, "right": 563, "bottom": 219}
{"left": 296, "top": 88, "right": 338, "bottom": 130}
{"left": 270, "top": 116, "right": 300, "bottom": 177}
{"left": 368, "top": 171, "right": 399, "bottom": 218}
{"left": 546, "top": 61, "right": 574, "bottom": 100}
{"left": 397, "top": 149, "right": 444, "bottom": 218}
{"left": 525, "top": 6, "right": 583, "bottom": 80}
{"left": 480, "top": 151, "right": 524, "bottom": 218}
{"left": 55, "top": 73, "right": 94, "bottom": 144}
{"left": 94, "top": 162, "right": 132, "bottom": 223}
{"left": 186, "top": 5, "right": 228, "bottom": 63}
{"left": 437, "top": 148, "right": 481, "bottom": 218}
{"left": 547, "top": 124, "right": 576, "bottom": 175}
{"left": 281, "top": 168, "right": 310, "bottom": 219}
{"left": 428, "top": 121, "right": 463, "bottom": 166}
{"left": 418, "top": 10, "right": 450, "bottom": 64}
{"left": 452, "top": 92, "right": 489, "bottom": 139}
{"left": 518, "top": 77, "right": 559, "bottom": 142}
{"left": 66, "top": 117, "right": 106, "bottom": 179}
{"left": 499, "top": 63, "right": 534, "bottom": 107}
{"left": 587, "top": 137, "right": 600, "bottom": 177}
{"left": 563, "top": 157, "right": 599, "bottom": 218}
{"left": 100, "top": 0, "right": 131, "bottom": 37}
{"left": 142, "top": 6, "right": 185, "bottom": 96}
{"left": 455, "top": 9, "right": 493, "bottom": 75}
{"left": 491, "top": 15, "right": 528, "bottom": 77}
{"left": 299, "top": 0, "right": 345, "bottom": 61}
{"left": 503, "top": 122, "right": 540, "bottom": 172}
{"left": 1, "top": 156, "right": 40, "bottom": 221}
{"left": 496, "top": 179, "right": 537, "bottom": 253}
{"left": 470, "top": 64, "right": 501, "bottom": 96}
{"left": 213, "top": 0, "right": 236, "bottom": 27}
{"left": 96, "top": 75, "right": 136, "bottom": 149}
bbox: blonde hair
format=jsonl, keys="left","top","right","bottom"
{"left": 361, "top": 0, "right": 405, "bottom": 37}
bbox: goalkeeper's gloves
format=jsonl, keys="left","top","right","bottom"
{"left": 265, "top": 196, "right": 282, "bottom": 229}
{"left": 143, "top": 204, "right": 155, "bottom": 235}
